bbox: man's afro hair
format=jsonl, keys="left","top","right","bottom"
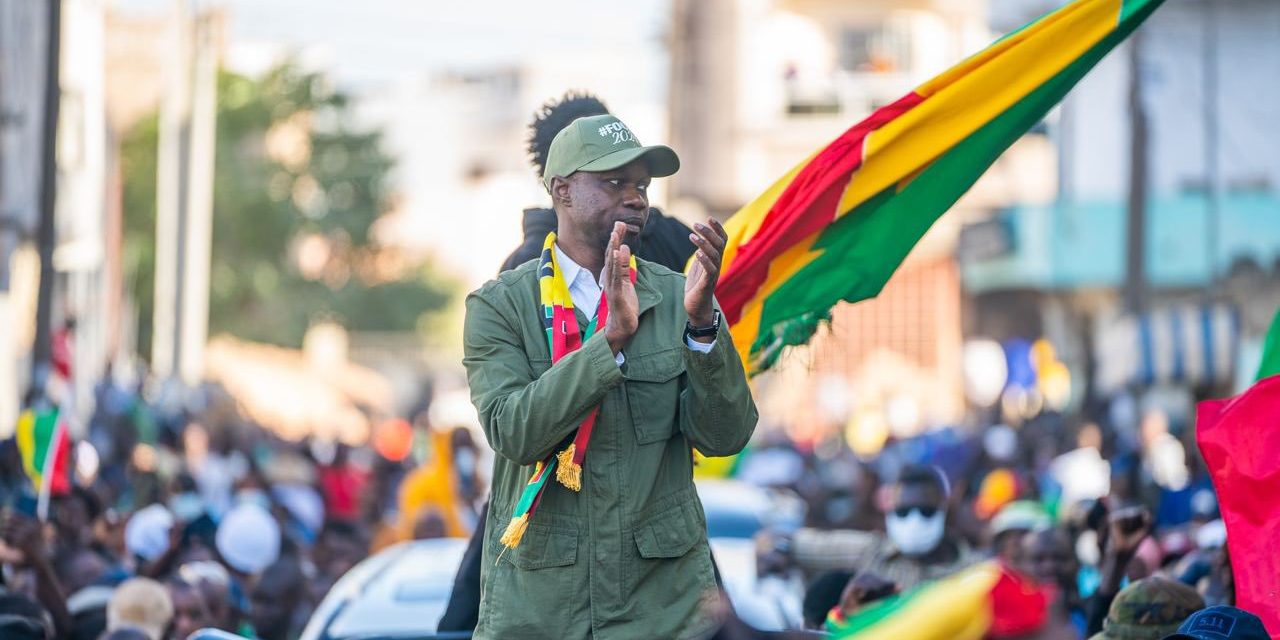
{"left": 527, "top": 91, "right": 610, "bottom": 179}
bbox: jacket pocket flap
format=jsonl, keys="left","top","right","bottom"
{"left": 625, "top": 349, "right": 685, "bottom": 383}
{"left": 506, "top": 524, "right": 578, "bottom": 570}
{"left": 634, "top": 503, "right": 701, "bottom": 559}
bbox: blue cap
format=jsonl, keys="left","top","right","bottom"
{"left": 1164, "top": 606, "right": 1270, "bottom": 640}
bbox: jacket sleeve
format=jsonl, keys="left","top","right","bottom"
{"left": 678, "top": 298, "right": 758, "bottom": 457}
{"left": 463, "top": 289, "right": 625, "bottom": 465}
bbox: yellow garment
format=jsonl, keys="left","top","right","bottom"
{"left": 397, "top": 430, "right": 468, "bottom": 539}
{"left": 691, "top": 450, "right": 737, "bottom": 479}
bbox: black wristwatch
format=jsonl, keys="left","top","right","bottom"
{"left": 684, "top": 310, "right": 722, "bottom": 340}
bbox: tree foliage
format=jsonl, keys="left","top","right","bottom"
{"left": 121, "top": 62, "right": 456, "bottom": 354}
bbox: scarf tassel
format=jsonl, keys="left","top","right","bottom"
{"left": 500, "top": 512, "right": 530, "bottom": 548}
{"left": 555, "top": 444, "right": 581, "bottom": 492}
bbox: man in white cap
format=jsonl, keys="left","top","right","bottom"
{"left": 123, "top": 504, "right": 173, "bottom": 565}
{"left": 215, "top": 503, "right": 281, "bottom": 577}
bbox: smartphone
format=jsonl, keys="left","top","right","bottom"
{"left": 1112, "top": 506, "right": 1146, "bottom": 534}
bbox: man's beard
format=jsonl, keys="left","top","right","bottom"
{"left": 596, "top": 226, "right": 643, "bottom": 256}
{"left": 622, "top": 229, "right": 643, "bottom": 254}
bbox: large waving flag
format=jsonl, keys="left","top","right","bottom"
{"left": 1197, "top": 306, "right": 1280, "bottom": 638}
{"left": 717, "top": 0, "right": 1167, "bottom": 375}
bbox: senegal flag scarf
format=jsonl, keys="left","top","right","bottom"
{"left": 500, "top": 232, "right": 637, "bottom": 549}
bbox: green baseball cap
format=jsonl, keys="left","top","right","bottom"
{"left": 542, "top": 114, "right": 680, "bottom": 191}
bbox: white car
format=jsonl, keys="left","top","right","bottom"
{"left": 298, "top": 481, "right": 807, "bottom": 639}
{"left": 299, "top": 538, "right": 471, "bottom": 640}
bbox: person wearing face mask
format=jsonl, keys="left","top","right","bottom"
{"left": 779, "top": 464, "right": 977, "bottom": 590}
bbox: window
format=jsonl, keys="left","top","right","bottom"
{"left": 839, "top": 25, "right": 911, "bottom": 73}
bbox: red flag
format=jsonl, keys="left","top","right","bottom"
{"left": 51, "top": 327, "right": 73, "bottom": 380}
{"left": 989, "top": 564, "right": 1050, "bottom": 638}
{"left": 1197, "top": 375, "right": 1280, "bottom": 638}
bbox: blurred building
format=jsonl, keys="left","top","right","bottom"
{"left": 105, "top": 5, "right": 226, "bottom": 388}
{"left": 0, "top": 0, "right": 50, "bottom": 431}
{"left": 0, "top": 0, "right": 114, "bottom": 432}
{"left": 668, "top": 0, "right": 1058, "bottom": 440}
{"left": 57, "top": 0, "right": 111, "bottom": 423}
{"left": 962, "top": 0, "right": 1280, "bottom": 412}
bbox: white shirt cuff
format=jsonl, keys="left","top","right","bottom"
{"left": 685, "top": 336, "right": 715, "bottom": 353}
{"left": 616, "top": 337, "right": 715, "bottom": 367}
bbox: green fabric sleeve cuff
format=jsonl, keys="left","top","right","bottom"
{"left": 585, "top": 331, "right": 626, "bottom": 388}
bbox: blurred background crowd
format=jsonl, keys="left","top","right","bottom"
{"left": 0, "top": 349, "right": 1257, "bottom": 639}
{"left": 1, "top": 0, "right": 1279, "bottom": 638}
{"left": 1, "top": 369, "right": 489, "bottom": 639}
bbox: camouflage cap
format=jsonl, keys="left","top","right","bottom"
{"left": 1088, "top": 577, "right": 1205, "bottom": 640}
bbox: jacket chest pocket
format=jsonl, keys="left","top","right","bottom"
{"left": 500, "top": 522, "right": 578, "bottom": 571}
{"left": 625, "top": 349, "right": 685, "bottom": 445}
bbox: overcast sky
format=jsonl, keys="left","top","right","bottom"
{"left": 115, "top": 0, "right": 671, "bottom": 91}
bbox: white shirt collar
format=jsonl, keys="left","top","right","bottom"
{"left": 553, "top": 243, "right": 602, "bottom": 290}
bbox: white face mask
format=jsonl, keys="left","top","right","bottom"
{"left": 886, "top": 508, "right": 946, "bottom": 556}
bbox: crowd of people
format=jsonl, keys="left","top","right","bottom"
{"left": 2, "top": 370, "right": 1268, "bottom": 640}
{"left": 736, "top": 407, "right": 1266, "bottom": 639}
{"left": 0, "top": 89, "right": 1272, "bottom": 640}
{"left": 0, "top": 372, "right": 485, "bottom": 640}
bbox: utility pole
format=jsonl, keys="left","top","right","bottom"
{"left": 151, "top": 0, "right": 191, "bottom": 381}
{"left": 152, "top": 0, "right": 217, "bottom": 386}
{"left": 31, "top": 0, "right": 61, "bottom": 389}
{"left": 1124, "top": 35, "right": 1148, "bottom": 314}
{"left": 1203, "top": 0, "right": 1221, "bottom": 292}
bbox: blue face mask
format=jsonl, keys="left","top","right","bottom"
{"left": 234, "top": 489, "right": 271, "bottom": 510}
{"left": 169, "top": 492, "right": 206, "bottom": 522}
{"left": 456, "top": 449, "right": 476, "bottom": 476}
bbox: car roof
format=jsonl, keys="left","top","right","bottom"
{"left": 696, "top": 479, "right": 806, "bottom": 539}
{"left": 696, "top": 479, "right": 771, "bottom": 514}
{"left": 302, "top": 538, "right": 470, "bottom": 640}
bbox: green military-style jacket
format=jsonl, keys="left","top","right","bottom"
{"left": 462, "top": 257, "right": 758, "bottom": 640}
